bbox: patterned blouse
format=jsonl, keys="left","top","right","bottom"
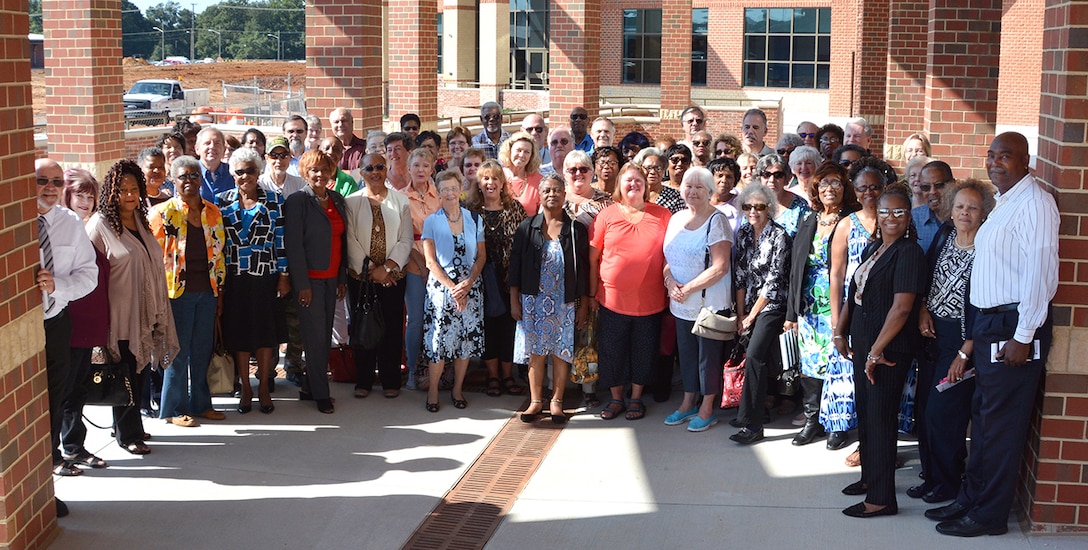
{"left": 775, "top": 193, "right": 812, "bottom": 238}
{"left": 564, "top": 188, "right": 613, "bottom": 229}
{"left": 927, "top": 228, "right": 974, "bottom": 337}
{"left": 655, "top": 185, "right": 686, "bottom": 214}
{"left": 734, "top": 220, "right": 792, "bottom": 313}
{"left": 149, "top": 196, "right": 227, "bottom": 298}
{"left": 216, "top": 187, "right": 287, "bottom": 277}
{"left": 470, "top": 201, "right": 527, "bottom": 290}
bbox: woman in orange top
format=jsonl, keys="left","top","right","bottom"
{"left": 500, "top": 131, "right": 542, "bottom": 215}
{"left": 589, "top": 163, "right": 671, "bottom": 421}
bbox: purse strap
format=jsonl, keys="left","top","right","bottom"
{"left": 700, "top": 211, "right": 724, "bottom": 302}
{"left": 356, "top": 257, "right": 376, "bottom": 312}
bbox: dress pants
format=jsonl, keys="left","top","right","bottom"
{"left": 854, "top": 349, "right": 912, "bottom": 507}
{"left": 919, "top": 316, "right": 973, "bottom": 499}
{"left": 44, "top": 309, "right": 73, "bottom": 464}
{"left": 348, "top": 277, "right": 406, "bottom": 391}
{"left": 113, "top": 340, "right": 147, "bottom": 446}
{"left": 61, "top": 347, "right": 93, "bottom": 457}
{"left": 403, "top": 272, "right": 426, "bottom": 388}
{"left": 957, "top": 309, "right": 1050, "bottom": 527}
{"left": 736, "top": 308, "right": 785, "bottom": 429}
{"left": 298, "top": 277, "right": 338, "bottom": 401}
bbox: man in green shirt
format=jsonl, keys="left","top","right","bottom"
{"left": 319, "top": 136, "right": 359, "bottom": 196}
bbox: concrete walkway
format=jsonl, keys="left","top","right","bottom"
{"left": 51, "top": 383, "right": 1087, "bottom": 549}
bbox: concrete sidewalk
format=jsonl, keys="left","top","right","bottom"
{"left": 50, "top": 384, "right": 1087, "bottom": 549}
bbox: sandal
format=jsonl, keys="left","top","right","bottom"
{"left": 625, "top": 399, "right": 646, "bottom": 421}
{"left": 52, "top": 461, "right": 83, "bottom": 477}
{"left": 845, "top": 448, "right": 861, "bottom": 467}
{"left": 426, "top": 401, "right": 440, "bottom": 413}
{"left": 502, "top": 376, "right": 525, "bottom": 396}
{"left": 123, "top": 441, "right": 150, "bottom": 455}
{"left": 600, "top": 399, "right": 626, "bottom": 420}
{"left": 65, "top": 452, "right": 107, "bottom": 469}
{"left": 550, "top": 399, "right": 568, "bottom": 425}
{"left": 520, "top": 399, "right": 543, "bottom": 422}
{"left": 485, "top": 377, "right": 503, "bottom": 397}
{"left": 451, "top": 392, "right": 468, "bottom": 409}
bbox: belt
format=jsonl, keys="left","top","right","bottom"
{"left": 980, "top": 303, "right": 1019, "bottom": 314}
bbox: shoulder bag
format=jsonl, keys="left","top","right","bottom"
{"left": 351, "top": 258, "right": 385, "bottom": 350}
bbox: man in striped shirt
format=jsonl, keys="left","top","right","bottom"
{"left": 928, "top": 132, "right": 1059, "bottom": 537}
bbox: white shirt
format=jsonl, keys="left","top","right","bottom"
{"left": 970, "top": 173, "right": 1059, "bottom": 343}
{"left": 663, "top": 210, "right": 734, "bottom": 321}
{"left": 39, "top": 205, "right": 98, "bottom": 320}
{"left": 258, "top": 173, "right": 306, "bottom": 198}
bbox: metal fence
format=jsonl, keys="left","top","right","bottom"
{"left": 218, "top": 75, "right": 306, "bottom": 126}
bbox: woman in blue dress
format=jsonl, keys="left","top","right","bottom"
{"left": 822, "top": 159, "right": 882, "bottom": 451}
{"left": 509, "top": 174, "right": 590, "bottom": 424}
{"left": 785, "top": 162, "right": 859, "bottom": 445}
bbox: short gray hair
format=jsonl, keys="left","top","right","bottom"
{"left": 229, "top": 147, "right": 264, "bottom": 173}
{"left": 564, "top": 149, "right": 592, "bottom": 170}
{"left": 305, "top": 114, "right": 322, "bottom": 130}
{"left": 481, "top": 101, "right": 501, "bottom": 114}
{"left": 171, "top": 155, "right": 201, "bottom": 179}
{"left": 777, "top": 133, "right": 804, "bottom": 149}
{"left": 681, "top": 166, "right": 715, "bottom": 195}
{"left": 789, "top": 146, "right": 822, "bottom": 171}
{"left": 847, "top": 117, "right": 872, "bottom": 137}
{"left": 632, "top": 147, "right": 665, "bottom": 166}
{"left": 736, "top": 183, "right": 779, "bottom": 219}
{"left": 756, "top": 153, "right": 787, "bottom": 175}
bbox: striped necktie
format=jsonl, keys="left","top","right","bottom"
{"left": 38, "top": 214, "right": 54, "bottom": 311}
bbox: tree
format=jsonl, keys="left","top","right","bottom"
{"left": 121, "top": 1, "right": 158, "bottom": 59}
{"left": 29, "top": 0, "right": 41, "bottom": 34}
{"left": 145, "top": 1, "right": 196, "bottom": 59}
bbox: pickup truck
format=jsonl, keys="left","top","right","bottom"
{"left": 123, "top": 79, "right": 210, "bottom": 126}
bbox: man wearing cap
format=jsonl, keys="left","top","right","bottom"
{"left": 259, "top": 137, "right": 306, "bottom": 198}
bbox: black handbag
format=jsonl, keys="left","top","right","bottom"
{"left": 351, "top": 259, "right": 385, "bottom": 350}
{"left": 84, "top": 348, "right": 134, "bottom": 407}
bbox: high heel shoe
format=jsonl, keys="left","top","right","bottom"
{"left": 237, "top": 403, "right": 252, "bottom": 414}
{"left": 550, "top": 399, "right": 568, "bottom": 425}
{"left": 259, "top": 403, "right": 275, "bottom": 414}
{"left": 451, "top": 392, "right": 468, "bottom": 409}
{"left": 520, "top": 400, "right": 543, "bottom": 422}
{"left": 315, "top": 399, "right": 334, "bottom": 414}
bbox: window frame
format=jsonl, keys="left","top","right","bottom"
{"left": 621, "top": 8, "right": 662, "bottom": 85}
{"left": 743, "top": 7, "right": 831, "bottom": 90}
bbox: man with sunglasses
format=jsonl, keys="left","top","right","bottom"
{"left": 521, "top": 113, "right": 550, "bottom": 166}
{"left": 472, "top": 101, "right": 509, "bottom": 159}
{"left": 911, "top": 161, "right": 954, "bottom": 253}
{"left": 797, "top": 121, "right": 819, "bottom": 148}
{"left": 569, "top": 106, "right": 594, "bottom": 153}
{"left": 34, "top": 159, "right": 98, "bottom": 509}
{"left": 541, "top": 126, "right": 574, "bottom": 177}
{"left": 259, "top": 137, "right": 306, "bottom": 198}
{"left": 680, "top": 105, "right": 707, "bottom": 143}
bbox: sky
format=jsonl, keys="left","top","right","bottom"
{"left": 127, "top": 0, "right": 220, "bottom": 15}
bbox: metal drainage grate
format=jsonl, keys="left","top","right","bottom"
{"left": 403, "top": 404, "right": 566, "bottom": 550}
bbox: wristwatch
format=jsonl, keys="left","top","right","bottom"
{"left": 384, "top": 264, "right": 393, "bottom": 273}
{"left": 957, "top": 350, "right": 969, "bottom": 360}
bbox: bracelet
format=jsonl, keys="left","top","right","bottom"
{"left": 866, "top": 352, "right": 883, "bottom": 363}
{"left": 957, "top": 350, "right": 969, "bottom": 360}
{"left": 832, "top": 335, "right": 845, "bottom": 341}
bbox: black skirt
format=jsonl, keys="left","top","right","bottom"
{"left": 222, "top": 272, "right": 287, "bottom": 353}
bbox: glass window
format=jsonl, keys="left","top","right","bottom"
{"left": 437, "top": 14, "right": 443, "bottom": 75}
{"left": 622, "top": 8, "right": 662, "bottom": 84}
{"left": 692, "top": 8, "right": 709, "bottom": 86}
{"left": 743, "top": 7, "right": 832, "bottom": 89}
{"left": 510, "top": 0, "right": 549, "bottom": 89}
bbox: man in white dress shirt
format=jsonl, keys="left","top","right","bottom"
{"left": 35, "top": 159, "right": 98, "bottom": 515}
{"left": 927, "top": 132, "right": 1059, "bottom": 537}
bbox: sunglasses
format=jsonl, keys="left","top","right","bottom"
{"left": 854, "top": 183, "right": 884, "bottom": 194}
{"left": 669, "top": 156, "right": 690, "bottom": 165}
{"left": 36, "top": 177, "right": 64, "bottom": 187}
{"left": 715, "top": 149, "right": 732, "bottom": 157}
{"left": 550, "top": 138, "right": 571, "bottom": 146}
{"left": 919, "top": 180, "right": 949, "bottom": 193}
{"left": 877, "top": 208, "right": 909, "bottom": 218}
{"left": 402, "top": 125, "right": 420, "bottom": 132}
{"left": 741, "top": 203, "right": 768, "bottom": 212}
{"left": 234, "top": 167, "right": 259, "bottom": 176}
{"left": 644, "top": 165, "right": 665, "bottom": 173}
{"left": 692, "top": 140, "right": 710, "bottom": 147}
{"left": 566, "top": 166, "right": 591, "bottom": 175}
{"left": 817, "top": 180, "right": 844, "bottom": 190}
{"left": 483, "top": 114, "right": 502, "bottom": 121}
{"left": 776, "top": 148, "right": 794, "bottom": 156}
{"left": 761, "top": 171, "right": 787, "bottom": 180}
{"left": 524, "top": 126, "right": 545, "bottom": 133}
{"left": 684, "top": 118, "right": 705, "bottom": 125}
{"left": 462, "top": 161, "right": 482, "bottom": 169}
{"left": 363, "top": 164, "right": 387, "bottom": 172}
{"left": 839, "top": 159, "right": 854, "bottom": 167}
{"left": 799, "top": 132, "right": 817, "bottom": 139}
{"left": 570, "top": 113, "right": 588, "bottom": 120}
{"left": 285, "top": 129, "right": 305, "bottom": 134}
{"left": 268, "top": 151, "right": 289, "bottom": 159}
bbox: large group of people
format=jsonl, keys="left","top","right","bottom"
{"left": 34, "top": 100, "right": 1056, "bottom": 537}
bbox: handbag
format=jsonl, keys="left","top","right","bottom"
{"left": 207, "top": 320, "right": 236, "bottom": 395}
{"left": 720, "top": 343, "right": 746, "bottom": 409}
{"left": 84, "top": 347, "right": 134, "bottom": 407}
{"left": 329, "top": 344, "right": 356, "bottom": 383}
{"left": 690, "top": 212, "right": 737, "bottom": 341}
{"left": 570, "top": 309, "right": 599, "bottom": 384}
{"left": 481, "top": 261, "right": 507, "bottom": 318}
{"left": 351, "top": 258, "right": 385, "bottom": 350}
{"left": 777, "top": 329, "right": 801, "bottom": 396}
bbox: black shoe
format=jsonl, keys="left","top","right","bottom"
{"left": 826, "top": 431, "right": 850, "bottom": 450}
{"left": 842, "top": 502, "right": 897, "bottom": 518}
{"left": 728, "top": 417, "right": 744, "bottom": 428}
{"left": 936, "top": 516, "right": 1008, "bottom": 537}
{"left": 906, "top": 484, "right": 929, "bottom": 499}
{"left": 267, "top": 377, "right": 276, "bottom": 393}
{"left": 237, "top": 404, "right": 252, "bottom": 414}
{"left": 923, "top": 491, "right": 955, "bottom": 504}
{"left": 729, "top": 428, "right": 764, "bottom": 444}
{"left": 842, "top": 480, "right": 868, "bottom": 496}
{"left": 56, "top": 497, "right": 69, "bottom": 518}
{"left": 925, "top": 501, "right": 970, "bottom": 521}
{"left": 259, "top": 404, "right": 275, "bottom": 414}
{"left": 791, "top": 421, "right": 825, "bottom": 446}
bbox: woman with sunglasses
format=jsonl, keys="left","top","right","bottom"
{"left": 730, "top": 183, "right": 791, "bottom": 444}
{"left": 823, "top": 157, "right": 888, "bottom": 453}
{"left": 712, "top": 134, "right": 742, "bottom": 161}
{"left": 344, "top": 153, "right": 412, "bottom": 399}
{"left": 756, "top": 153, "right": 810, "bottom": 237}
{"left": 834, "top": 184, "right": 926, "bottom": 518}
{"left": 149, "top": 156, "right": 227, "bottom": 427}
{"left": 664, "top": 143, "right": 692, "bottom": 190}
{"left": 690, "top": 130, "right": 714, "bottom": 167}
{"left": 215, "top": 148, "right": 288, "bottom": 414}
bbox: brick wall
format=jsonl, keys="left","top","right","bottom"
{"left": 305, "top": 0, "right": 384, "bottom": 129}
{"left": 854, "top": 0, "right": 890, "bottom": 156}
{"left": 883, "top": 0, "right": 928, "bottom": 168}
{"left": 388, "top": 0, "right": 438, "bottom": 127}
{"left": 0, "top": 1, "right": 55, "bottom": 548}
{"left": 659, "top": 0, "right": 693, "bottom": 138}
{"left": 548, "top": 1, "right": 601, "bottom": 117}
{"left": 996, "top": 0, "right": 1044, "bottom": 129}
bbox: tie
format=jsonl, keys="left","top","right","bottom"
{"left": 38, "top": 215, "right": 54, "bottom": 311}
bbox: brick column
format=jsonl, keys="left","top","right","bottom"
{"left": 442, "top": 0, "right": 476, "bottom": 87}
{"left": 0, "top": 2, "right": 56, "bottom": 548}
{"left": 1029, "top": 0, "right": 1088, "bottom": 535}
{"left": 478, "top": 0, "right": 509, "bottom": 105}
{"left": 996, "top": 0, "right": 1044, "bottom": 136}
{"left": 549, "top": 0, "right": 600, "bottom": 118}
{"left": 305, "top": 0, "right": 383, "bottom": 130}
{"left": 855, "top": 0, "right": 890, "bottom": 158}
{"left": 883, "top": 0, "right": 928, "bottom": 167}
{"left": 42, "top": 0, "right": 124, "bottom": 177}
{"left": 388, "top": 0, "right": 438, "bottom": 128}
{"left": 923, "top": 0, "right": 1002, "bottom": 179}
{"left": 659, "top": 0, "right": 692, "bottom": 140}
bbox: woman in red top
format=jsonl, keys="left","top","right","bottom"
{"left": 589, "top": 164, "right": 672, "bottom": 420}
{"left": 284, "top": 150, "right": 348, "bottom": 414}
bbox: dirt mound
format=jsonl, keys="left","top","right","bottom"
{"left": 122, "top": 57, "right": 150, "bottom": 66}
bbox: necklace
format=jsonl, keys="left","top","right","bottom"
{"left": 818, "top": 213, "right": 840, "bottom": 227}
{"left": 953, "top": 235, "right": 975, "bottom": 250}
{"left": 445, "top": 207, "right": 462, "bottom": 223}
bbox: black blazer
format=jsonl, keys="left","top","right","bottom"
{"left": 785, "top": 207, "right": 857, "bottom": 322}
{"left": 923, "top": 222, "right": 977, "bottom": 339}
{"left": 846, "top": 237, "right": 926, "bottom": 354}
{"left": 284, "top": 186, "right": 348, "bottom": 291}
{"left": 507, "top": 212, "right": 589, "bottom": 304}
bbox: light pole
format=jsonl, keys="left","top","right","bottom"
{"left": 266, "top": 32, "right": 281, "bottom": 61}
{"left": 152, "top": 26, "right": 165, "bottom": 61}
{"left": 206, "top": 29, "right": 222, "bottom": 59}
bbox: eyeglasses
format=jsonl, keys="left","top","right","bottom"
{"left": 643, "top": 165, "right": 665, "bottom": 173}
{"left": 566, "top": 166, "right": 591, "bottom": 175}
{"left": 919, "top": 180, "right": 950, "bottom": 193}
{"left": 483, "top": 114, "right": 502, "bottom": 121}
{"left": 839, "top": 159, "right": 854, "bottom": 167}
{"left": 36, "top": 177, "right": 64, "bottom": 187}
{"left": 799, "top": 132, "right": 817, "bottom": 139}
{"left": 524, "top": 126, "right": 546, "bottom": 133}
{"left": 669, "top": 156, "right": 690, "bottom": 165}
{"left": 363, "top": 164, "right": 387, "bottom": 172}
{"left": 233, "top": 167, "right": 259, "bottom": 176}
{"left": 438, "top": 186, "right": 460, "bottom": 195}
{"left": 821, "top": 136, "right": 842, "bottom": 144}
{"left": 570, "top": 113, "right": 588, "bottom": 120}
{"left": 683, "top": 118, "right": 705, "bottom": 125}
{"left": 268, "top": 151, "right": 289, "bottom": 159}
{"left": 285, "top": 129, "right": 305, "bottom": 134}
{"left": 741, "top": 203, "right": 768, "bottom": 212}
{"left": 596, "top": 160, "right": 619, "bottom": 168}
{"left": 402, "top": 125, "right": 420, "bottom": 132}
{"left": 817, "top": 180, "right": 844, "bottom": 190}
{"left": 692, "top": 140, "right": 710, "bottom": 147}
{"left": 854, "top": 183, "right": 884, "bottom": 194}
{"left": 462, "top": 161, "right": 482, "bottom": 169}
{"left": 715, "top": 149, "right": 732, "bottom": 157}
{"left": 761, "top": 171, "right": 787, "bottom": 180}
{"left": 550, "top": 138, "right": 571, "bottom": 146}
{"left": 877, "top": 208, "right": 909, "bottom": 219}
{"left": 776, "top": 148, "right": 794, "bottom": 156}
{"left": 175, "top": 172, "right": 201, "bottom": 181}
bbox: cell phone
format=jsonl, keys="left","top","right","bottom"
{"left": 990, "top": 340, "right": 1041, "bottom": 363}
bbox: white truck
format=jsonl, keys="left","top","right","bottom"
{"left": 123, "top": 79, "right": 209, "bottom": 126}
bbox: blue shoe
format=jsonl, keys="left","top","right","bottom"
{"left": 687, "top": 415, "right": 719, "bottom": 432}
{"left": 664, "top": 408, "right": 698, "bottom": 426}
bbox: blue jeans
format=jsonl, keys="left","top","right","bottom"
{"left": 160, "top": 289, "right": 216, "bottom": 418}
{"left": 403, "top": 272, "right": 425, "bottom": 389}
